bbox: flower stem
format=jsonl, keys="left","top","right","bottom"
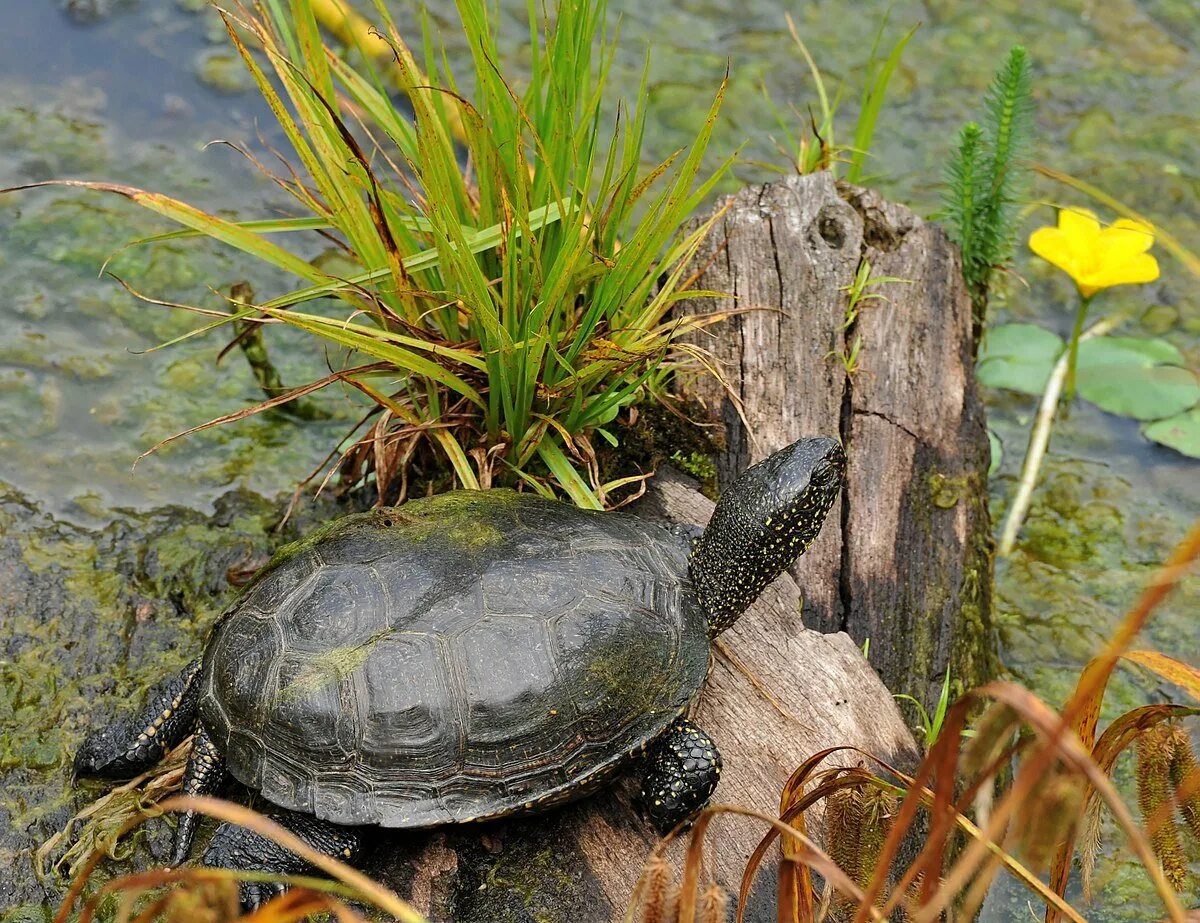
{"left": 998, "top": 313, "right": 1122, "bottom": 557}
{"left": 1063, "top": 294, "right": 1094, "bottom": 403}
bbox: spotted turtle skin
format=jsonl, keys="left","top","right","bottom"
{"left": 198, "top": 490, "right": 710, "bottom": 828}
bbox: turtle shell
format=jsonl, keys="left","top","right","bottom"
{"left": 198, "top": 490, "right": 710, "bottom": 828}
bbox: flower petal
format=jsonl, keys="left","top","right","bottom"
{"left": 1058, "top": 207, "right": 1101, "bottom": 241}
{"left": 1029, "top": 227, "right": 1072, "bottom": 268}
{"left": 1112, "top": 252, "right": 1160, "bottom": 286}
{"left": 1102, "top": 219, "right": 1155, "bottom": 257}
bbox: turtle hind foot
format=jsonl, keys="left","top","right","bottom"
{"left": 201, "top": 809, "right": 365, "bottom": 910}
{"left": 639, "top": 720, "right": 723, "bottom": 835}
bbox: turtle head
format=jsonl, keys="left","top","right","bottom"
{"left": 689, "top": 435, "right": 845, "bottom": 636}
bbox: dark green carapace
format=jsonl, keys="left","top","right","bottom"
{"left": 74, "top": 436, "right": 845, "bottom": 909}
{"left": 202, "top": 490, "right": 709, "bottom": 828}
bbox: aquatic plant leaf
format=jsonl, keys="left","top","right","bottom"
{"left": 976, "top": 323, "right": 1063, "bottom": 395}
{"left": 846, "top": 21, "right": 918, "bottom": 184}
{"left": 1076, "top": 348, "right": 1200, "bottom": 421}
{"left": 1076, "top": 335, "right": 1185, "bottom": 369}
{"left": 1143, "top": 408, "right": 1200, "bottom": 459}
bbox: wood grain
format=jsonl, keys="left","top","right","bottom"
{"left": 681, "top": 173, "right": 996, "bottom": 707}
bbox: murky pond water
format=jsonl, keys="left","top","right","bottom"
{"left": 0, "top": 0, "right": 1196, "bottom": 918}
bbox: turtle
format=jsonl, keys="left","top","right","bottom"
{"left": 74, "top": 434, "right": 845, "bottom": 906}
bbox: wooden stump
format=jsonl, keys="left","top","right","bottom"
{"left": 369, "top": 470, "right": 918, "bottom": 923}
{"left": 680, "top": 172, "right": 997, "bottom": 709}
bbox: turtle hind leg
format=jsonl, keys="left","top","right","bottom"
{"left": 169, "top": 722, "right": 227, "bottom": 867}
{"left": 639, "top": 720, "right": 723, "bottom": 834}
{"left": 201, "top": 809, "right": 365, "bottom": 910}
{"left": 73, "top": 658, "right": 203, "bottom": 780}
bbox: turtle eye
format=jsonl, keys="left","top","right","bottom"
{"left": 810, "top": 462, "right": 841, "bottom": 491}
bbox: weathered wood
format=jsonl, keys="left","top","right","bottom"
{"left": 680, "top": 172, "right": 996, "bottom": 708}
{"left": 367, "top": 469, "right": 918, "bottom": 922}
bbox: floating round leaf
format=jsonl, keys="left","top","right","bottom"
{"left": 1076, "top": 337, "right": 1200, "bottom": 421}
{"left": 1143, "top": 409, "right": 1200, "bottom": 459}
{"left": 1076, "top": 335, "right": 1186, "bottom": 369}
{"left": 977, "top": 323, "right": 1064, "bottom": 396}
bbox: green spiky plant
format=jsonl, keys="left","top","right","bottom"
{"left": 942, "top": 45, "right": 1034, "bottom": 323}
{"left": 3, "top": 0, "right": 732, "bottom": 510}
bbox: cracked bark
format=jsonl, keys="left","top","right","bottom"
{"left": 680, "top": 172, "right": 997, "bottom": 708}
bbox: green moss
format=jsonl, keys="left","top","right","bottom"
{"left": 0, "top": 486, "right": 307, "bottom": 907}
{"left": 670, "top": 450, "right": 718, "bottom": 487}
{"left": 481, "top": 844, "right": 576, "bottom": 923}
{"left": 927, "top": 471, "right": 971, "bottom": 509}
{"left": 595, "top": 399, "right": 721, "bottom": 500}
{"left": 385, "top": 493, "right": 514, "bottom": 551}
{"left": 0, "top": 904, "right": 53, "bottom": 923}
{"left": 280, "top": 629, "right": 391, "bottom": 702}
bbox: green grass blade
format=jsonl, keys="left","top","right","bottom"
{"left": 536, "top": 439, "right": 603, "bottom": 510}
{"left": 257, "top": 306, "right": 486, "bottom": 408}
{"left": 846, "top": 24, "right": 917, "bottom": 184}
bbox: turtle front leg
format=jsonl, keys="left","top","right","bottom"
{"left": 639, "top": 720, "right": 723, "bottom": 834}
{"left": 170, "top": 723, "right": 227, "bottom": 866}
{"left": 73, "top": 659, "right": 203, "bottom": 779}
{"left": 201, "top": 809, "right": 365, "bottom": 910}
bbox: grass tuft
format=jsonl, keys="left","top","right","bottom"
{"left": 2, "top": 0, "right": 733, "bottom": 509}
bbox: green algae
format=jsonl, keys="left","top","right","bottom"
{"left": 451, "top": 821, "right": 602, "bottom": 923}
{"left": 195, "top": 51, "right": 255, "bottom": 95}
{"left": 0, "top": 484, "right": 329, "bottom": 911}
{"left": 380, "top": 492, "right": 517, "bottom": 553}
{"left": 927, "top": 471, "right": 971, "bottom": 509}
{"left": 477, "top": 843, "right": 579, "bottom": 923}
{"left": 280, "top": 628, "right": 392, "bottom": 703}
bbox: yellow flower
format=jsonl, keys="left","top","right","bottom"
{"left": 1029, "top": 207, "right": 1159, "bottom": 298}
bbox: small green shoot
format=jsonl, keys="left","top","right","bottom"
{"left": 826, "top": 259, "right": 912, "bottom": 374}
{"left": 764, "top": 14, "right": 915, "bottom": 179}
{"left": 894, "top": 667, "right": 955, "bottom": 748}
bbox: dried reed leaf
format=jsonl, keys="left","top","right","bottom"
{"left": 642, "top": 855, "right": 678, "bottom": 923}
